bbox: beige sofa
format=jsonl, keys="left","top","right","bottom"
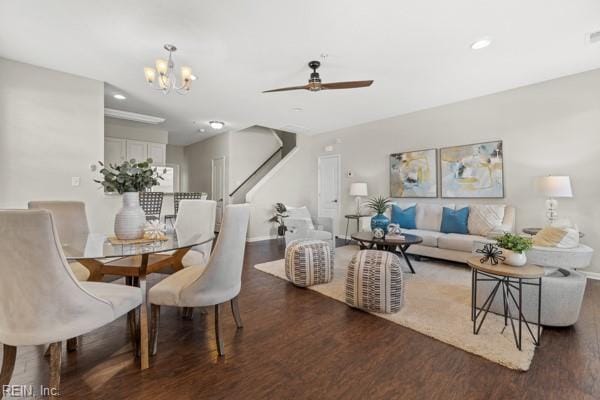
{"left": 363, "top": 202, "right": 516, "bottom": 263}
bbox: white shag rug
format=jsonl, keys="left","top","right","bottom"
{"left": 254, "top": 245, "right": 539, "bottom": 371}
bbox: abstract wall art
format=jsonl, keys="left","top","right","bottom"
{"left": 390, "top": 148, "right": 437, "bottom": 198}
{"left": 440, "top": 140, "right": 504, "bottom": 198}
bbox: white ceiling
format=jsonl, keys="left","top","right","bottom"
{"left": 1, "top": 0, "right": 599, "bottom": 145}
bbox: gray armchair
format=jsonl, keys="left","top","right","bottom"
{"left": 284, "top": 206, "right": 335, "bottom": 251}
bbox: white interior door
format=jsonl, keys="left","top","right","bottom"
{"left": 212, "top": 157, "right": 225, "bottom": 231}
{"left": 318, "top": 154, "right": 341, "bottom": 220}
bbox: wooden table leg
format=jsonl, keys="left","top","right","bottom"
{"left": 138, "top": 254, "right": 149, "bottom": 370}
{"left": 1, "top": 344, "right": 17, "bottom": 398}
{"left": 77, "top": 259, "right": 105, "bottom": 282}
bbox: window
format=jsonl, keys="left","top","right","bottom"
{"left": 152, "top": 164, "right": 179, "bottom": 193}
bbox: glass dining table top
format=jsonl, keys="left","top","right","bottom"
{"left": 61, "top": 231, "right": 213, "bottom": 260}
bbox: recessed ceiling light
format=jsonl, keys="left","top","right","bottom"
{"left": 291, "top": 107, "right": 303, "bottom": 112}
{"left": 209, "top": 120, "right": 225, "bottom": 130}
{"left": 198, "top": 128, "right": 206, "bottom": 133}
{"left": 113, "top": 94, "right": 126, "bottom": 100}
{"left": 190, "top": 74, "right": 197, "bottom": 81}
{"left": 471, "top": 37, "right": 492, "bottom": 50}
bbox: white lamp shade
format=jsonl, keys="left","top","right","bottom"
{"left": 350, "top": 182, "right": 368, "bottom": 197}
{"left": 537, "top": 176, "right": 573, "bottom": 198}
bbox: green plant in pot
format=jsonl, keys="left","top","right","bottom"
{"left": 268, "top": 203, "right": 289, "bottom": 236}
{"left": 495, "top": 233, "right": 533, "bottom": 266}
{"left": 94, "top": 159, "right": 165, "bottom": 240}
{"left": 366, "top": 196, "right": 392, "bottom": 232}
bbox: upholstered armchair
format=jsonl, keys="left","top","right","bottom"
{"left": 284, "top": 206, "right": 335, "bottom": 251}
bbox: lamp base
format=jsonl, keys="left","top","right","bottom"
{"left": 545, "top": 198, "right": 558, "bottom": 226}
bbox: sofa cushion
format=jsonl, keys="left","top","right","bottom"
{"left": 467, "top": 204, "right": 505, "bottom": 236}
{"left": 416, "top": 204, "right": 454, "bottom": 232}
{"left": 438, "top": 233, "right": 489, "bottom": 253}
{"left": 440, "top": 207, "right": 469, "bottom": 234}
{"left": 391, "top": 204, "right": 416, "bottom": 229}
{"left": 402, "top": 229, "right": 446, "bottom": 247}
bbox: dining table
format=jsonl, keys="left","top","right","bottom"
{"left": 61, "top": 231, "right": 214, "bottom": 370}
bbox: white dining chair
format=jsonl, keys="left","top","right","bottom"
{"left": 148, "top": 204, "right": 250, "bottom": 356}
{"left": 0, "top": 210, "right": 147, "bottom": 399}
{"left": 175, "top": 199, "right": 217, "bottom": 268}
{"left": 28, "top": 201, "right": 92, "bottom": 281}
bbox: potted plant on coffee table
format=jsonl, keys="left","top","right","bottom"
{"left": 95, "top": 159, "right": 165, "bottom": 240}
{"left": 496, "top": 233, "right": 533, "bottom": 266}
{"left": 366, "top": 196, "right": 392, "bottom": 232}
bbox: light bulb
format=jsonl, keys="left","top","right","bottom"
{"left": 155, "top": 58, "right": 168, "bottom": 75}
{"left": 144, "top": 67, "right": 156, "bottom": 83}
{"left": 180, "top": 66, "right": 192, "bottom": 82}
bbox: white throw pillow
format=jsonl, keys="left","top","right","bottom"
{"left": 416, "top": 204, "right": 453, "bottom": 232}
{"left": 286, "top": 206, "right": 314, "bottom": 230}
{"left": 468, "top": 205, "right": 506, "bottom": 236}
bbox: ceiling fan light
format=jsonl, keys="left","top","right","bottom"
{"left": 155, "top": 58, "right": 168, "bottom": 75}
{"left": 209, "top": 120, "right": 225, "bottom": 130}
{"left": 144, "top": 67, "right": 156, "bottom": 84}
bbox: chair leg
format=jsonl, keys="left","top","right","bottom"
{"left": 214, "top": 304, "right": 224, "bottom": 356}
{"left": 230, "top": 297, "right": 243, "bottom": 329}
{"left": 150, "top": 305, "right": 160, "bottom": 356}
{"left": 48, "top": 342, "right": 62, "bottom": 399}
{"left": 0, "top": 345, "right": 17, "bottom": 399}
{"left": 66, "top": 337, "right": 78, "bottom": 352}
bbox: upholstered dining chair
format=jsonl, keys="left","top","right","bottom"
{"left": 28, "top": 201, "right": 92, "bottom": 282}
{"left": 164, "top": 192, "right": 208, "bottom": 226}
{"left": 0, "top": 210, "right": 145, "bottom": 399}
{"left": 175, "top": 200, "right": 217, "bottom": 268}
{"left": 149, "top": 204, "right": 250, "bottom": 356}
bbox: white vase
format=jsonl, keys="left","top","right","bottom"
{"left": 503, "top": 249, "right": 527, "bottom": 267}
{"left": 114, "top": 192, "right": 146, "bottom": 239}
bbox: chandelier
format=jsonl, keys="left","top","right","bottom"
{"left": 143, "top": 44, "right": 195, "bottom": 95}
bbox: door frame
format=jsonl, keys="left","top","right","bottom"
{"left": 317, "top": 154, "right": 341, "bottom": 219}
{"left": 211, "top": 156, "right": 226, "bottom": 202}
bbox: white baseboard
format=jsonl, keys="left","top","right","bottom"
{"left": 579, "top": 270, "right": 600, "bottom": 280}
{"left": 247, "top": 235, "right": 279, "bottom": 243}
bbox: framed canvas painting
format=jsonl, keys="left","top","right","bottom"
{"left": 440, "top": 140, "right": 504, "bottom": 198}
{"left": 390, "top": 148, "right": 437, "bottom": 198}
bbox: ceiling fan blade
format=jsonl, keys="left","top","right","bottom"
{"left": 262, "top": 84, "right": 310, "bottom": 93}
{"left": 320, "top": 80, "right": 374, "bottom": 90}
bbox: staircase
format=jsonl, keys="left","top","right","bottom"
{"left": 229, "top": 129, "right": 296, "bottom": 204}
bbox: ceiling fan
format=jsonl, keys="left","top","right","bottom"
{"left": 263, "top": 60, "right": 374, "bottom": 93}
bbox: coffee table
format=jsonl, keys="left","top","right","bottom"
{"left": 467, "top": 256, "right": 544, "bottom": 350}
{"left": 351, "top": 231, "right": 423, "bottom": 274}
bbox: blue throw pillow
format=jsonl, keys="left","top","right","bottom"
{"left": 391, "top": 205, "right": 416, "bottom": 229}
{"left": 440, "top": 207, "right": 470, "bottom": 234}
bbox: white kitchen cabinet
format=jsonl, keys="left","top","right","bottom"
{"left": 104, "top": 137, "right": 126, "bottom": 166}
{"left": 126, "top": 140, "right": 148, "bottom": 162}
{"left": 148, "top": 142, "right": 166, "bottom": 165}
{"left": 105, "top": 138, "right": 167, "bottom": 166}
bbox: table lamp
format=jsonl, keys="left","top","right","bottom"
{"left": 349, "top": 182, "right": 368, "bottom": 215}
{"left": 537, "top": 176, "right": 573, "bottom": 225}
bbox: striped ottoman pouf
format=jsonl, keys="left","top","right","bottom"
{"left": 285, "top": 240, "right": 333, "bottom": 287}
{"left": 345, "top": 250, "right": 405, "bottom": 314}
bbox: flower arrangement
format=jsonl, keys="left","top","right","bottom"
{"left": 94, "top": 159, "right": 165, "bottom": 194}
{"left": 496, "top": 233, "right": 533, "bottom": 254}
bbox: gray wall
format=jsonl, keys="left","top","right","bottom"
{"left": 0, "top": 57, "right": 122, "bottom": 231}
{"left": 184, "top": 133, "right": 230, "bottom": 199}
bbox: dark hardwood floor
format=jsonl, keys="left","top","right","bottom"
{"left": 3, "top": 239, "right": 599, "bottom": 399}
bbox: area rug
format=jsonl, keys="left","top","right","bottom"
{"left": 254, "top": 245, "right": 539, "bottom": 371}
